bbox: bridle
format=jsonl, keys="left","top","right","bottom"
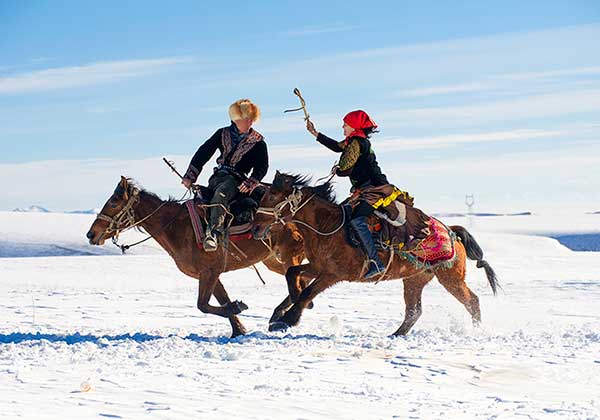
{"left": 256, "top": 187, "right": 309, "bottom": 223}
{"left": 94, "top": 188, "right": 141, "bottom": 244}
{"left": 256, "top": 186, "right": 345, "bottom": 237}
{"left": 94, "top": 186, "right": 171, "bottom": 249}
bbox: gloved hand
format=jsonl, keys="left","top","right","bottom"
{"left": 238, "top": 177, "right": 259, "bottom": 194}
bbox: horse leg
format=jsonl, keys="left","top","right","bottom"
{"left": 213, "top": 280, "right": 248, "bottom": 338}
{"left": 269, "top": 296, "right": 293, "bottom": 324}
{"left": 286, "top": 263, "right": 312, "bottom": 303}
{"left": 392, "top": 273, "right": 434, "bottom": 336}
{"left": 299, "top": 272, "right": 315, "bottom": 309}
{"left": 269, "top": 264, "right": 317, "bottom": 324}
{"left": 435, "top": 247, "right": 482, "bottom": 325}
{"left": 270, "top": 274, "right": 334, "bottom": 331}
{"left": 196, "top": 273, "right": 248, "bottom": 318}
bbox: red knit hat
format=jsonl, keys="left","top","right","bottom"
{"left": 343, "top": 110, "right": 377, "bottom": 139}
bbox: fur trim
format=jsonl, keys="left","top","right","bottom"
{"left": 228, "top": 99, "right": 260, "bottom": 122}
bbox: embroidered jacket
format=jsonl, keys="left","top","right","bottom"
{"left": 184, "top": 125, "right": 268, "bottom": 183}
{"left": 316, "top": 133, "right": 388, "bottom": 188}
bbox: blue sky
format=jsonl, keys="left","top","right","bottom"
{"left": 1, "top": 1, "right": 600, "bottom": 212}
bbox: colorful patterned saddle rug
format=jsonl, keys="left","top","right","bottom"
{"left": 343, "top": 204, "right": 456, "bottom": 268}
{"left": 403, "top": 218, "right": 455, "bottom": 267}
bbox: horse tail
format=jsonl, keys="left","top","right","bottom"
{"left": 450, "top": 225, "right": 499, "bottom": 296}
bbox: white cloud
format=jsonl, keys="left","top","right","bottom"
{"left": 254, "top": 88, "right": 600, "bottom": 135}
{"left": 377, "top": 129, "right": 566, "bottom": 151}
{"left": 398, "top": 82, "right": 490, "bottom": 97}
{"left": 397, "top": 65, "right": 600, "bottom": 98}
{"left": 488, "top": 66, "right": 600, "bottom": 81}
{"left": 2, "top": 140, "right": 599, "bottom": 213}
{"left": 0, "top": 57, "right": 193, "bottom": 94}
{"left": 380, "top": 89, "right": 600, "bottom": 128}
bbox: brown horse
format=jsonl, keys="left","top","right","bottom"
{"left": 254, "top": 172, "right": 499, "bottom": 335}
{"left": 86, "top": 176, "right": 306, "bottom": 338}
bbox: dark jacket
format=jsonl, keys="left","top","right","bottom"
{"left": 184, "top": 125, "right": 269, "bottom": 183}
{"left": 316, "top": 133, "right": 388, "bottom": 188}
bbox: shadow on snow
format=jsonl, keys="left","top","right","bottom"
{"left": 0, "top": 331, "right": 333, "bottom": 345}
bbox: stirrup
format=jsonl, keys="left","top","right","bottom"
{"left": 203, "top": 232, "right": 219, "bottom": 252}
{"left": 364, "top": 259, "right": 385, "bottom": 279}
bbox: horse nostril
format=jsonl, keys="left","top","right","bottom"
{"left": 86, "top": 231, "right": 94, "bottom": 240}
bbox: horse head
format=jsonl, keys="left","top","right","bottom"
{"left": 253, "top": 171, "right": 300, "bottom": 239}
{"left": 86, "top": 176, "right": 139, "bottom": 245}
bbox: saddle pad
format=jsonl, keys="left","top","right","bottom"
{"left": 409, "top": 218, "right": 455, "bottom": 265}
{"left": 186, "top": 200, "right": 253, "bottom": 248}
{"left": 185, "top": 200, "right": 204, "bottom": 248}
{"left": 229, "top": 222, "right": 252, "bottom": 236}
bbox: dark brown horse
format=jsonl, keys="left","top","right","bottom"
{"left": 254, "top": 172, "right": 499, "bottom": 335}
{"left": 86, "top": 177, "right": 306, "bottom": 338}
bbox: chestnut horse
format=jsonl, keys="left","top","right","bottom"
{"left": 86, "top": 177, "right": 306, "bottom": 338}
{"left": 254, "top": 172, "right": 499, "bottom": 336}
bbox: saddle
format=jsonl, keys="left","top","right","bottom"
{"left": 186, "top": 185, "right": 266, "bottom": 248}
{"left": 343, "top": 203, "right": 456, "bottom": 267}
{"left": 197, "top": 185, "right": 265, "bottom": 226}
{"left": 343, "top": 204, "right": 386, "bottom": 250}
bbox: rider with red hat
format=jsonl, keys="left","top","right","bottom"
{"left": 307, "top": 110, "right": 429, "bottom": 278}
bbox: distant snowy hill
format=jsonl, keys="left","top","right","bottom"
{"left": 433, "top": 211, "right": 532, "bottom": 217}
{"left": 12, "top": 205, "right": 50, "bottom": 213}
{"left": 0, "top": 211, "right": 161, "bottom": 258}
{"left": 66, "top": 208, "right": 100, "bottom": 215}
{"left": 10, "top": 206, "right": 100, "bottom": 215}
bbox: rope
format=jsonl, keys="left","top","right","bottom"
{"left": 288, "top": 215, "right": 345, "bottom": 236}
{"left": 257, "top": 188, "right": 346, "bottom": 237}
{"left": 104, "top": 188, "right": 191, "bottom": 253}
{"left": 374, "top": 249, "right": 395, "bottom": 284}
{"left": 252, "top": 264, "right": 267, "bottom": 285}
{"left": 314, "top": 162, "right": 338, "bottom": 185}
{"left": 113, "top": 204, "right": 185, "bottom": 254}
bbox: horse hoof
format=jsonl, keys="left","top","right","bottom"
{"left": 231, "top": 327, "right": 247, "bottom": 338}
{"left": 268, "top": 321, "right": 289, "bottom": 332}
{"left": 269, "top": 311, "right": 284, "bottom": 324}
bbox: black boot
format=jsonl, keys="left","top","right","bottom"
{"left": 350, "top": 216, "right": 385, "bottom": 279}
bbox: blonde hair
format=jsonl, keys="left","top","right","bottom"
{"left": 228, "top": 98, "right": 260, "bottom": 122}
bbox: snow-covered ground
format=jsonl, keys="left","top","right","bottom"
{"left": 1, "top": 211, "right": 599, "bottom": 419}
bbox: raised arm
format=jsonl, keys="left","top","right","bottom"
{"left": 306, "top": 120, "right": 344, "bottom": 153}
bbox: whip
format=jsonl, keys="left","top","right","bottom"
{"left": 284, "top": 88, "right": 311, "bottom": 122}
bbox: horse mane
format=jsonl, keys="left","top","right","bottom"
{"left": 126, "top": 178, "right": 181, "bottom": 204}
{"left": 277, "top": 173, "right": 337, "bottom": 204}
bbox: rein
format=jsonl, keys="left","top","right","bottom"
{"left": 257, "top": 187, "right": 346, "bottom": 237}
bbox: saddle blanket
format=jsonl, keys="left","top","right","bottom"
{"left": 408, "top": 218, "right": 455, "bottom": 266}
{"left": 185, "top": 200, "right": 252, "bottom": 249}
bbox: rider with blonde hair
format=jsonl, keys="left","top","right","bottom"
{"left": 183, "top": 99, "right": 268, "bottom": 251}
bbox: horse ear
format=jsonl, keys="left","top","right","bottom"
{"left": 272, "top": 171, "right": 282, "bottom": 190}
{"left": 120, "top": 176, "right": 129, "bottom": 200}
